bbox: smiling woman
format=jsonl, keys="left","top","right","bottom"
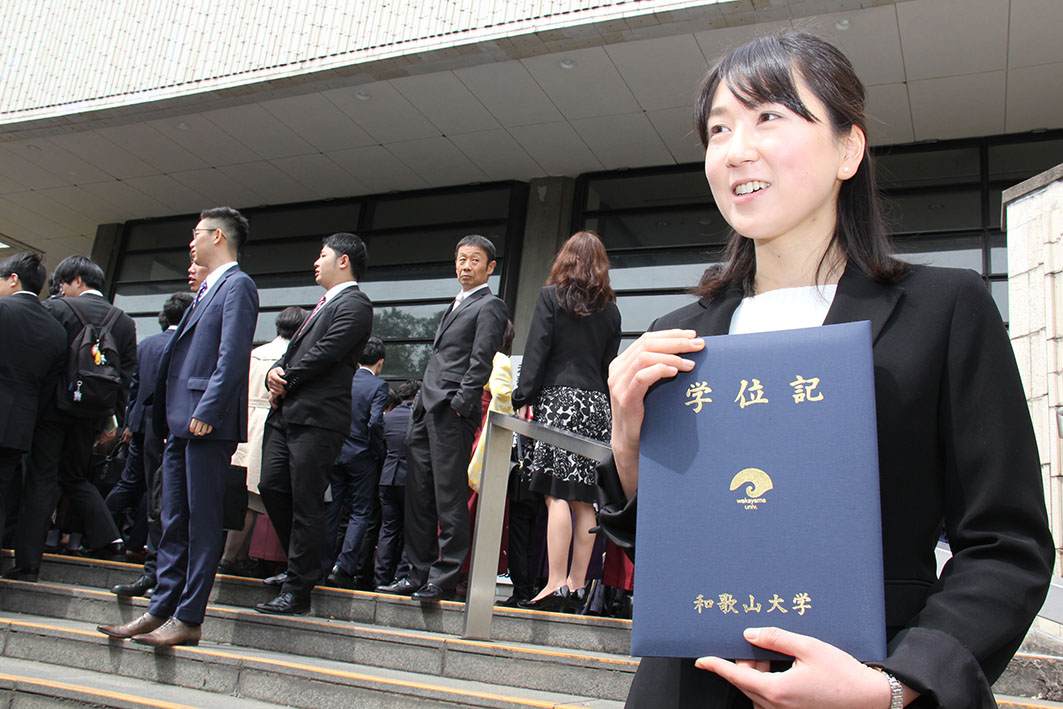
{"left": 599, "top": 31, "right": 1054, "bottom": 709}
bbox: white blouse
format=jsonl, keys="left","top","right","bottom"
{"left": 728, "top": 284, "right": 837, "bottom": 335}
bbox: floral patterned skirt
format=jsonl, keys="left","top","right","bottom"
{"left": 525, "top": 385, "right": 611, "bottom": 504}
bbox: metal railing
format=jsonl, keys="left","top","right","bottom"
{"left": 462, "top": 410, "right": 611, "bottom": 640}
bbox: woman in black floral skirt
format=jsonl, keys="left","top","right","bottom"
{"left": 512, "top": 230, "right": 621, "bottom": 612}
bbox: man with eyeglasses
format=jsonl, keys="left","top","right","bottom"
{"left": 98, "top": 206, "right": 259, "bottom": 647}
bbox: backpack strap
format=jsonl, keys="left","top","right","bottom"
{"left": 62, "top": 296, "right": 121, "bottom": 334}
{"left": 61, "top": 296, "right": 91, "bottom": 328}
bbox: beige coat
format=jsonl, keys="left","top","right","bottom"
{"left": 231, "top": 336, "right": 289, "bottom": 492}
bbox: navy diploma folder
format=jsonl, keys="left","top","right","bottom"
{"left": 633, "top": 321, "right": 886, "bottom": 661}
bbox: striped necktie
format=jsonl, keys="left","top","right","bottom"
{"left": 295, "top": 295, "right": 327, "bottom": 338}
{"left": 192, "top": 281, "right": 208, "bottom": 307}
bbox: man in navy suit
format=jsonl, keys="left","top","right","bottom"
{"left": 322, "top": 337, "right": 389, "bottom": 588}
{"left": 373, "top": 379, "right": 419, "bottom": 588}
{"left": 256, "top": 233, "right": 373, "bottom": 615}
{"left": 379, "top": 235, "right": 508, "bottom": 601}
{"left": 0, "top": 253, "right": 66, "bottom": 553}
{"left": 98, "top": 206, "right": 258, "bottom": 647}
{"left": 104, "top": 290, "right": 193, "bottom": 597}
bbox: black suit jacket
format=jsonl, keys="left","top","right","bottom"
{"left": 512, "top": 285, "right": 621, "bottom": 410}
{"left": 599, "top": 264, "right": 1053, "bottom": 707}
{"left": 44, "top": 293, "right": 137, "bottom": 425}
{"left": 418, "top": 287, "right": 508, "bottom": 419}
{"left": 269, "top": 284, "right": 373, "bottom": 435}
{"left": 125, "top": 328, "right": 174, "bottom": 434}
{"left": 0, "top": 293, "right": 67, "bottom": 451}
{"left": 335, "top": 367, "right": 389, "bottom": 467}
{"left": 380, "top": 400, "right": 412, "bottom": 486}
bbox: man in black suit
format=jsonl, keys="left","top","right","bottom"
{"left": 379, "top": 235, "right": 508, "bottom": 601}
{"left": 105, "top": 291, "right": 193, "bottom": 597}
{"left": 257, "top": 233, "right": 373, "bottom": 615}
{"left": 0, "top": 253, "right": 67, "bottom": 555}
{"left": 373, "top": 379, "right": 418, "bottom": 588}
{"left": 5, "top": 255, "right": 137, "bottom": 581}
{"left": 322, "top": 337, "right": 389, "bottom": 588}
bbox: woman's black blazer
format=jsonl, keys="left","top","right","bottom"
{"left": 512, "top": 285, "right": 621, "bottom": 410}
{"left": 599, "top": 264, "right": 1054, "bottom": 708}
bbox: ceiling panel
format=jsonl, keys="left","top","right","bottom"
{"left": 384, "top": 137, "right": 488, "bottom": 188}
{"left": 605, "top": 34, "right": 708, "bottom": 111}
{"left": 1008, "top": 0, "right": 1063, "bottom": 68}
{"left": 694, "top": 20, "right": 793, "bottom": 63}
{"left": 259, "top": 93, "right": 378, "bottom": 153}
{"left": 0, "top": 145, "right": 70, "bottom": 190}
{"left": 0, "top": 195, "right": 81, "bottom": 240}
{"left": 908, "top": 71, "right": 1006, "bottom": 140}
{"left": 324, "top": 82, "right": 440, "bottom": 144}
{"left": 391, "top": 71, "right": 501, "bottom": 136}
{"left": 866, "top": 83, "right": 914, "bottom": 146}
{"left": 121, "top": 174, "right": 212, "bottom": 214}
{"left": 1005, "top": 63, "right": 1063, "bottom": 133}
{"left": 169, "top": 168, "right": 265, "bottom": 208}
{"left": 448, "top": 129, "right": 545, "bottom": 181}
{"left": 521, "top": 47, "right": 641, "bottom": 121}
{"left": 45, "top": 131, "right": 157, "bottom": 180}
{"left": 269, "top": 153, "right": 368, "bottom": 200}
{"left": 94, "top": 124, "right": 209, "bottom": 173}
{"left": 216, "top": 161, "right": 319, "bottom": 206}
{"left": 145, "top": 114, "right": 260, "bottom": 167}
{"left": 3, "top": 139, "right": 112, "bottom": 185}
{"left": 799, "top": 5, "right": 905, "bottom": 86}
{"left": 453, "top": 60, "right": 565, "bottom": 128}
{"left": 328, "top": 145, "right": 429, "bottom": 194}
{"left": 646, "top": 106, "right": 704, "bottom": 164}
{"left": 570, "top": 113, "right": 675, "bottom": 170}
{"left": 509, "top": 122, "right": 604, "bottom": 176}
{"left": 203, "top": 104, "right": 317, "bottom": 160}
{"left": 38, "top": 185, "right": 135, "bottom": 223}
{"left": 79, "top": 179, "right": 172, "bottom": 217}
{"left": 897, "top": 0, "right": 1008, "bottom": 81}
{"left": 3, "top": 189, "right": 101, "bottom": 235}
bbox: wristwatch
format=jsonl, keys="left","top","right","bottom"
{"left": 874, "top": 668, "right": 904, "bottom": 709}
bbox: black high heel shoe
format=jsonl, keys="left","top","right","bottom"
{"left": 565, "top": 585, "right": 588, "bottom": 614}
{"left": 517, "top": 585, "right": 570, "bottom": 612}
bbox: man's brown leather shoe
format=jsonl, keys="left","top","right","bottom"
{"left": 97, "top": 612, "right": 166, "bottom": 639}
{"left": 132, "top": 617, "right": 201, "bottom": 647}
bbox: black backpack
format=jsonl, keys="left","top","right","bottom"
{"left": 56, "top": 298, "right": 124, "bottom": 419}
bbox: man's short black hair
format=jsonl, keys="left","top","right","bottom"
{"left": 386, "top": 387, "right": 401, "bottom": 411}
{"left": 162, "top": 291, "right": 194, "bottom": 328}
{"left": 397, "top": 379, "right": 421, "bottom": 401}
{"left": 455, "top": 234, "right": 496, "bottom": 262}
{"left": 51, "top": 255, "right": 105, "bottom": 291}
{"left": 0, "top": 251, "right": 47, "bottom": 295}
{"left": 276, "top": 306, "right": 308, "bottom": 340}
{"left": 323, "top": 232, "right": 368, "bottom": 281}
{"left": 200, "top": 206, "right": 250, "bottom": 255}
{"left": 358, "top": 336, "right": 385, "bottom": 366}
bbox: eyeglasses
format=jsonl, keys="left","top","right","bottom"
{"left": 192, "top": 227, "right": 219, "bottom": 238}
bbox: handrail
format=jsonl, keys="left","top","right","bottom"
{"left": 462, "top": 411, "right": 611, "bottom": 640}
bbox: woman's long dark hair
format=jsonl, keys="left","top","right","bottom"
{"left": 692, "top": 31, "right": 905, "bottom": 299}
{"left": 547, "top": 230, "right": 616, "bottom": 317}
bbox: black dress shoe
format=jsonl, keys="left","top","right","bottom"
{"left": 565, "top": 585, "right": 588, "bottom": 614}
{"left": 263, "top": 572, "right": 289, "bottom": 587}
{"left": 518, "top": 586, "right": 570, "bottom": 612}
{"left": 80, "top": 541, "right": 126, "bottom": 561}
{"left": 325, "top": 566, "right": 355, "bottom": 589}
{"left": 112, "top": 574, "right": 155, "bottom": 597}
{"left": 376, "top": 577, "right": 418, "bottom": 596}
{"left": 411, "top": 583, "right": 454, "bottom": 602}
{"left": 255, "top": 592, "right": 310, "bottom": 615}
{"left": 1, "top": 566, "right": 39, "bottom": 582}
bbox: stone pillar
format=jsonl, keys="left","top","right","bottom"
{"left": 511, "top": 177, "right": 575, "bottom": 354}
{"left": 1004, "top": 164, "right": 1063, "bottom": 583}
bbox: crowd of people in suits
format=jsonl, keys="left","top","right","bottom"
{"left": 0, "top": 208, "right": 631, "bottom": 650}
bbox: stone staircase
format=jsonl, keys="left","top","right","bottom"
{"left": 1, "top": 552, "right": 1061, "bottom": 708}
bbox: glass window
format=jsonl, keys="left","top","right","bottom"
{"left": 609, "top": 248, "right": 723, "bottom": 291}
{"left": 875, "top": 148, "right": 980, "bottom": 189}
{"left": 113, "top": 280, "right": 189, "bottom": 314}
{"left": 365, "top": 225, "right": 506, "bottom": 267}
{"left": 585, "top": 170, "right": 711, "bottom": 211}
{"left": 373, "top": 304, "right": 448, "bottom": 340}
{"left": 382, "top": 343, "right": 434, "bottom": 380}
{"left": 884, "top": 189, "right": 981, "bottom": 234}
{"left": 248, "top": 202, "right": 359, "bottom": 240}
{"left": 362, "top": 265, "right": 500, "bottom": 303}
{"left": 115, "top": 249, "right": 191, "bottom": 283}
{"left": 370, "top": 187, "right": 511, "bottom": 230}
{"left": 616, "top": 293, "right": 699, "bottom": 333}
{"left": 131, "top": 315, "right": 164, "bottom": 343}
{"left": 586, "top": 208, "right": 730, "bottom": 250}
{"left": 989, "top": 232, "right": 1007, "bottom": 275}
{"left": 124, "top": 218, "right": 192, "bottom": 252}
{"left": 990, "top": 279, "right": 1009, "bottom": 324}
{"left": 892, "top": 234, "right": 983, "bottom": 271}
{"left": 240, "top": 236, "right": 324, "bottom": 275}
{"left": 988, "top": 139, "right": 1063, "bottom": 183}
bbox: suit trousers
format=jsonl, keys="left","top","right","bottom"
{"left": 403, "top": 405, "right": 477, "bottom": 590}
{"left": 0, "top": 447, "right": 23, "bottom": 547}
{"left": 259, "top": 420, "right": 345, "bottom": 598}
{"left": 142, "top": 425, "right": 165, "bottom": 580}
{"left": 105, "top": 431, "right": 146, "bottom": 546}
{"left": 149, "top": 436, "right": 236, "bottom": 625}
{"left": 328, "top": 453, "right": 382, "bottom": 576}
{"left": 374, "top": 484, "right": 406, "bottom": 585}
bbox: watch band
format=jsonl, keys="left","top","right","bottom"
{"left": 874, "top": 668, "right": 904, "bottom": 709}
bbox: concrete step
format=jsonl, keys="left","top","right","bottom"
{"left": 0, "top": 612, "right": 624, "bottom": 708}
{"left": 1, "top": 656, "right": 278, "bottom": 708}
{"left": 8, "top": 553, "right": 633, "bottom": 656}
{"left": 0, "top": 579, "right": 637, "bottom": 702}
